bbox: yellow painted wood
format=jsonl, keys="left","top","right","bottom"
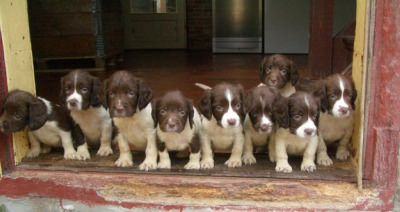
{"left": 352, "top": 0, "right": 368, "bottom": 190}
{"left": 0, "top": 0, "right": 35, "bottom": 166}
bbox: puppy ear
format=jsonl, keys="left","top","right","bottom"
{"left": 313, "top": 81, "right": 328, "bottom": 113}
{"left": 28, "top": 98, "right": 48, "bottom": 130}
{"left": 98, "top": 78, "right": 109, "bottom": 108}
{"left": 138, "top": 79, "right": 153, "bottom": 110}
{"left": 289, "top": 60, "right": 299, "bottom": 85}
{"left": 243, "top": 89, "right": 253, "bottom": 114}
{"left": 197, "top": 90, "right": 212, "bottom": 120}
{"left": 90, "top": 76, "right": 102, "bottom": 107}
{"left": 59, "top": 76, "right": 66, "bottom": 107}
{"left": 237, "top": 84, "right": 246, "bottom": 122}
{"left": 186, "top": 98, "right": 194, "bottom": 129}
{"left": 151, "top": 99, "right": 159, "bottom": 128}
{"left": 350, "top": 78, "right": 357, "bottom": 110}
{"left": 259, "top": 57, "right": 267, "bottom": 82}
{"left": 273, "top": 95, "right": 289, "bottom": 128}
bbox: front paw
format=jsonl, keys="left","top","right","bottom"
{"left": 63, "top": 150, "right": 77, "bottom": 160}
{"left": 242, "top": 153, "right": 257, "bottom": 165}
{"left": 317, "top": 153, "right": 333, "bottom": 166}
{"left": 275, "top": 160, "right": 292, "bottom": 173}
{"left": 336, "top": 148, "right": 350, "bottom": 160}
{"left": 115, "top": 157, "right": 133, "bottom": 167}
{"left": 96, "top": 146, "right": 113, "bottom": 156}
{"left": 76, "top": 149, "right": 90, "bottom": 160}
{"left": 157, "top": 160, "right": 171, "bottom": 169}
{"left": 26, "top": 149, "right": 40, "bottom": 158}
{"left": 301, "top": 160, "right": 316, "bottom": 172}
{"left": 139, "top": 160, "right": 157, "bottom": 171}
{"left": 225, "top": 157, "right": 242, "bottom": 168}
{"left": 184, "top": 161, "right": 200, "bottom": 170}
{"left": 200, "top": 158, "right": 214, "bottom": 169}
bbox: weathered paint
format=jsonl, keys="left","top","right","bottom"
{"left": 0, "top": 0, "right": 35, "bottom": 165}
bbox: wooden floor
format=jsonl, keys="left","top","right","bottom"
{"left": 29, "top": 50, "right": 356, "bottom": 182}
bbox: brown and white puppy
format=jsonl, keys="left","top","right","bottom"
{"left": 197, "top": 82, "right": 246, "bottom": 169}
{"left": 102, "top": 71, "right": 157, "bottom": 170}
{"left": 269, "top": 91, "right": 321, "bottom": 173}
{"left": 259, "top": 54, "right": 299, "bottom": 97}
{"left": 152, "top": 91, "right": 201, "bottom": 169}
{"left": 60, "top": 69, "right": 113, "bottom": 160}
{"left": 316, "top": 74, "right": 357, "bottom": 165}
{"left": 0, "top": 90, "right": 76, "bottom": 159}
{"left": 242, "top": 86, "right": 280, "bottom": 165}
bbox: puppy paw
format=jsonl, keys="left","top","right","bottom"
{"left": 26, "top": 149, "right": 40, "bottom": 158}
{"left": 336, "top": 148, "right": 350, "bottom": 160}
{"left": 157, "top": 161, "right": 171, "bottom": 169}
{"left": 301, "top": 160, "right": 317, "bottom": 172}
{"left": 242, "top": 153, "right": 257, "bottom": 165}
{"left": 317, "top": 153, "right": 333, "bottom": 166}
{"left": 76, "top": 149, "right": 91, "bottom": 160}
{"left": 40, "top": 146, "right": 51, "bottom": 154}
{"left": 200, "top": 159, "right": 214, "bottom": 169}
{"left": 225, "top": 157, "right": 242, "bottom": 168}
{"left": 139, "top": 160, "right": 157, "bottom": 171}
{"left": 63, "top": 150, "right": 77, "bottom": 160}
{"left": 269, "top": 154, "right": 276, "bottom": 163}
{"left": 275, "top": 160, "right": 292, "bottom": 173}
{"left": 184, "top": 161, "right": 200, "bottom": 170}
{"left": 96, "top": 146, "right": 113, "bottom": 157}
{"left": 115, "top": 157, "right": 133, "bottom": 167}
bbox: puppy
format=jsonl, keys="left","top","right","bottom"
{"left": 242, "top": 86, "right": 279, "bottom": 165}
{"left": 60, "top": 69, "right": 113, "bottom": 160}
{"left": 316, "top": 74, "right": 357, "bottom": 165}
{"left": 259, "top": 54, "right": 299, "bottom": 97}
{"left": 102, "top": 71, "right": 157, "bottom": 170}
{"left": 269, "top": 91, "right": 321, "bottom": 173}
{"left": 152, "top": 91, "right": 201, "bottom": 169}
{"left": 0, "top": 90, "right": 76, "bottom": 159}
{"left": 197, "top": 82, "right": 246, "bottom": 169}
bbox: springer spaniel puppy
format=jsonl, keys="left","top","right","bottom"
{"left": 60, "top": 69, "right": 113, "bottom": 160}
{"left": 269, "top": 91, "right": 321, "bottom": 173}
{"left": 316, "top": 74, "right": 357, "bottom": 165}
{"left": 0, "top": 90, "right": 76, "bottom": 159}
{"left": 242, "top": 86, "right": 280, "bottom": 165}
{"left": 259, "top": 54, "right": 299, "bottom": 97}
{"left": 197, "top": 82, "right": 246, "bottom": 169}
{"left": 102, "top": 71, "right": 157, "bottom": 170}
{"left": 152, "top": 91, "right": 202, "bottom": 169}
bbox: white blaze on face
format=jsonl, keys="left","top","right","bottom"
{"left": 66, "top": 72, "right": 83, "bottom": 110}
{"left": 221, "top": 89, "right": 240, "bottom": 128}
{"left": 332, "top": 77, "right": 350, "bottom": 117}
{"left": 259, "top": 115, "right": 273, "bottom": 134}
{"left": 295, "top": 96, "right": 317, "bottom": 138}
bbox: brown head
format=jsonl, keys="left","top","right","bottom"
{"left": 259, "top": 54, "right": 299, "bottom": 89}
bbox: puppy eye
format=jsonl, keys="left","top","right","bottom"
{"left": 179, "top": 110, "right": 186, "bottom": 116}
{"left": 14, "top": 112, "right": 22, "bottom": 120}
{"left": 293, "top": 115, "right": 302, "bottom": 121}
{"left": 329, "top": 94, "right": 337, "bottom": 99}
{"left": 160, "top": 109, "right": 167, "bottom": 115}
{"left": 109, "top": 92, "right": 115, "bottom": 98}
{"left": 250, "top": 111, "right": 257, "bottom": 117}
{"left": 280, "top": 69, "right": 287, "bottom": 75}
{"left": 266, "top": 68, "right": 272, "bottom": 74}
{"left": 235, "top": 103, "right": 241, "bottom": 109}
{"left": 81, "top": 87, "right": 88, "bottom": 93}
{"left": 215, "top": 105, "right": 224, "bottom": 112}
{"left": 127, "top": 91, "right": 135, "bottom": 98}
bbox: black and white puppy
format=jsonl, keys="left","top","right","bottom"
{"left": 0, "top": 90, "right": 76, "bottom": 159}
{"left": 102, "top": 71, "right": 157, "bottom": 170}
{"left": 269, "top": 91, "right": 321, "bottom": 173}
{"left": 60, "top": 69, "right": 113, "bottom": 160}
{"left": 316, "top": 74, "right": 357, "bottom": 165}
{"left": 197, "top": 82, "right": 246, "bottom": 169}
{"left": 152, "top": 91, "right": 201, "bottom": 169}
{"left": 242, "top": 86, "right": 280, "bottom": 165}
{"left": 259, "top": 54, "right": 299, "bottom": 97}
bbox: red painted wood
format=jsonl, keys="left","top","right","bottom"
{"left": 0, "top": 29, "right": 15, "bottom": 174}
{"left": 308, "top": 0, "right": 334, "bottom": 78}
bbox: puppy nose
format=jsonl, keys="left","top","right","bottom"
{"left": 339, "top": 107, "right": 349, "bottom": 115}
{"left": 260, "top": 123, "right": 271, "bottom": 131}
{"left": 68, "top": 99, "right": 78, "bottom": 107}
{"left": 269, "top": 79, "right": 277, "bottom": 85}
{"left": 228, "top": 119, "right": 237, "bottom": 126}
{"left": 304, "top": 128, "right": 315, "bottom": 136}
{"left": 114, "top": 104, "right": 125, "bottom": 113}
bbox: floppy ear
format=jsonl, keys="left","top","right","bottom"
{"left": 243, "top": 89, "right": 253, "bottom": 114}
{"left": 197, "top": 90, "right": 212, "bottom": 120}
{"left": 259, "top": 57, "right": 267, "bottom": 82}
{"left": 313, "top": 81, "right": 328, "bottom": 113}
{"left": 186, "top": 98, "right": 194, "bottom": 129}
{"left": 98, "top": 78, "right": 109, "bottom": 108}
{"left": 151, "top": 99, "right": 159, "bottom": 128}
{"left": 59, "top": 76, "right": 66, "bottom": 107}
{"left": 237, "top": 84, "right": 246, "bottom": 122}
{"left": 289, "top": 60, "right": 299, "bottom": 85}
{"left": 28, "top": 98, "right": 48, "bottom": 130}
{"left": 349, "top": 77, "right": 357, "bottom": 110}
{"left": 138, "top": 79, "right": 153, "bottom": 110}
{"left": 90, "top": 76, "right": 102, "bottom": 107}
{"left": 273, "top": 95, "right": 289, "bottom": 128}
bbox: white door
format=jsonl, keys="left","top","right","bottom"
{"left": 122, "top": 0, "right": 186, "bottom": 49}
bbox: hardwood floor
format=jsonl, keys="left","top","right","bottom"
{"left": 35, "top": 50, "right": 308, "bottom": 103}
